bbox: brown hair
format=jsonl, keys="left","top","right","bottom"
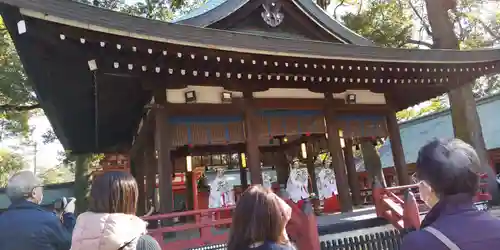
{"left": 227, "top": 185, "right": 289, "bottom": 250}
{"left": 88, "top": 171, "right": 138, "bottom": 214}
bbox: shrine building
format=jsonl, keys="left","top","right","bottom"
{"left": 2, "top": 0, "right": 500, "bottom": 214}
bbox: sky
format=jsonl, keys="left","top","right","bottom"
{"left": 0, "top": 115, "right": 63, "bottom": 173}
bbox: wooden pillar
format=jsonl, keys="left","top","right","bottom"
{"left": 154, "top": 89, "right": 173, "bottom": 215}
{"left": 324, "top": 93, "right": 352, "bottom": 212}
{"left": 386, "top": 110, "right": 409, "bottom": 185}
{"left": 145, "top": 141, "right": 157, "bottom": 209}
{"left": 360, "top": 139, "right": 387, "bottom": 187}
{"left": 74, "top": 154, "right": 90, "bottom": 214}
{"left": 134, "top": 153, "right": 146, "bottom": 215}
{"left": 183, "top": 157, "right": 194, "bottom": 211}
{"left": 344, "top": 139, "right": 362, "bottom": 206}
{"left": 305, "top": 142, "right": 318, "bottom": 195}
{"left": 239, "top": 153, "right": 248, "bottom": 190}
{"left": 243, "top": 92, "right": 262, "bottom": 184}
{"left": 277, "top": 140, "right": 290, "bottom": 186}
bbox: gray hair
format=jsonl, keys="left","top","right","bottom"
{"left": 6, "top": 170, "right": 42, "bottom": 201}
{"left": 416, "top": 138, "right": 480, "bottom": 197}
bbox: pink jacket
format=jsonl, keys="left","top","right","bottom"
{"left": 70, "top": 212, "right": 148, "bottom": 250}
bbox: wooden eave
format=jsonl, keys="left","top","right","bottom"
{"left": 3, "top": 0, "right": 500, "bottom": 153}
{"left": 176, "top": 0, "right": 374, "bottom": 46}
{"left": 3, "top": 0, "right": 500, "bottom": 64}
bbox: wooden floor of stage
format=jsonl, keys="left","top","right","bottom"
{"left": 316, "top": 206, "right": 389, "bottom": 235}
{"left": 163, "top": 206, "right": 393, "bottom": 244}
{"left": 161, "top": 205, "right": 500, "bottom": 244}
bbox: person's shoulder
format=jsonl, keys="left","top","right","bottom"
{"left": 136, "top": 234, "right": 161, "bottom": 250}
{"left": 400, "top": 229, "right": 443, "bottom": 250}
{"left": 262, "top": 242, "right": 295, "bottom": 250}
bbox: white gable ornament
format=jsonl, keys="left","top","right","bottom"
{"left": 261, "top": 1, "right": 284, "bottom": 27}
{"left": 208, "top": 168, "right": 235, "bottom": 208}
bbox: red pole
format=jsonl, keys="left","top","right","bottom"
{"left": 285, "top": 199, "right": 320, "bottom": 250}
{"left": 372, "top": 177, "right": 384, "bottom": 217}
{"left": 192, "top": 172, "right": 199, "bottom": 210}
{"left": 403, "top": 189, "right": 420, "bottom": 229}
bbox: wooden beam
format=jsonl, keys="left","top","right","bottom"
{"left": 49, "top": 22, "right": 488, "bottom": 82}
{"left": 153, "top": 89, "right": 174, "bottom": 215}
{"left": 324, "top": 93, "right": 353, "bottom": 212}
{"left": 344, "top": 139, "right": 362, "bottom": 206}
{"left": 129, "top": 109, "right": 154, "bottom": 158}
{"left": 385, "top": 94, "right": 409, "bottom": 185}
{"left": 244, "top": 91, "right": 262, "bottom": 185}
{"left": 164, "top": 99, "right": 389, "bottom": 116}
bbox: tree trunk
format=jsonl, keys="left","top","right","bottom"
{"left": 424, "top": 0, "right": 498, "bottom": 202}
{"left": 316, "top": 0, "right": 330, "bottom": 10}
{"left": 74, "top": 154, "right": 90, "bottom": 214}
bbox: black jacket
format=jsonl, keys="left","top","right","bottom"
{"left": 0, "top": 200, "right": 75, "bottom": 250}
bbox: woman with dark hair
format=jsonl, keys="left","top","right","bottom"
{"left": 401, "top": 138, "right": 500, "bottom": 250}
{"left": 71, "top": 171, "right": 161, "bottom": 250}
{"left": 228, "top": 185, "right": 294, "bottom": 250}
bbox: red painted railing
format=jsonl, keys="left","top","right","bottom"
{"left": 373, "top": 181, "right": 421, "bottom": 230}
{"left": 374, "top": 173, "right": 492, "bottom": 230}
{"left": 142, "top": 207, "right": 234, "bottom": 250}
{"left": 141, "top": 199, "right": 321, "bottom": 250}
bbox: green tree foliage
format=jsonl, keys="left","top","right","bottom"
{"left": 0, "top": 18, "right": 38, "bottom": 140}
{"left": 341, "top": 1, "right": 414, "bottom": 48}
{"left": 38, "top": 165, "right": 74, "bottom": 184}
{"left": 0, "top": 150, "right": 26, "bottom": 187}
{"left": 396, "top": 98, "right": 447, "bottom": 121}
{"left": 323, "top": 0, "right": 500, "bottom": 120}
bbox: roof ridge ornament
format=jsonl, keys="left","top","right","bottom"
{"left": 261, "top": 1, "right": 284, "bottom": 27}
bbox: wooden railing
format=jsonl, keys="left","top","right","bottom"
{"left": 142, "top": 207, "right": 234, "bottom": 250}
{"left": 373, "top": 180, "right": 421, "bottom": 230}
{"left": 373, "top": 173, "right": 492, "bottom": 230}
{"left": 141, "top": 199, "right": 321, "bottom": 250}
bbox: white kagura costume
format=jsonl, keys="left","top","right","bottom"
{"left": 286, "top": 167, "right": 309, "bottom": 203}
{"left": 262, "top": 172, "right": 273, "bottom": 189}
{"left": 209, "top": 170, "right": 235, "bottom": 208}
{"left": 316, "top": 167, "right": 338, "bottom": 200}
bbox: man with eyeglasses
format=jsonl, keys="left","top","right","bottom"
{"left": 0, "top": 170, "right": 75, "bottom": 250}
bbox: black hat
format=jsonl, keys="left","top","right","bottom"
{"left": 136, "top": 235, "right": 161, "bottom": 250}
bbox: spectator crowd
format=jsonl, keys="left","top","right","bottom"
{"left": 0, "top": 138, "right": 500, "bottom": 250}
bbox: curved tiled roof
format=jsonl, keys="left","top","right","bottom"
{"left": 8, "top": 0, "right": 500, "bottom": 64}
{"left": 174, "top": 0, "right": 374, "bottom": 46}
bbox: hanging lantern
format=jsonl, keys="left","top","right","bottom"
{"left": 301, "top": 143, "right": 307, "bottom": 159}
{"left": 186, "top": 155, "right": 193, "bottom": 172}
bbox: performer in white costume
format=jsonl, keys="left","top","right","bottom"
{"left": 315, "top": 166, "right": 338, "bottom": 200}
{"left": 208, "top": 168, "right": 235, "bottom": 208}
{"left": 262, "top": 172, "right": 272, "bottom": 189}
{"left": 285, "top": 161, "right": 310, "bottom": 203}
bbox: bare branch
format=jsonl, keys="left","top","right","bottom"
{"left": 406, "top": 39, "right": 434, "bottom": 48}
{"left": 357, "top": 0, "right": 363, "bottom": 15}
{"left": 476, "top": 18, "right": 500, "bottom": 41}
{"left": 451, "top": 10, "right": 466, "bottom": 41}
{"left": 408, "top": 0, "right": 432, "bottom": 36}
{"left": 333, "top": 0, "right": 347, "bottom": 19}
{"left": 0, "top": 103, "right": 40, "bottom": 111}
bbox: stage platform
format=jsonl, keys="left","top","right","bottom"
{"left": 160, "top": 206, "right": 392, "bottom": 244}
{"left": 317, "top": 206, "right": 389, "bottom": 235}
